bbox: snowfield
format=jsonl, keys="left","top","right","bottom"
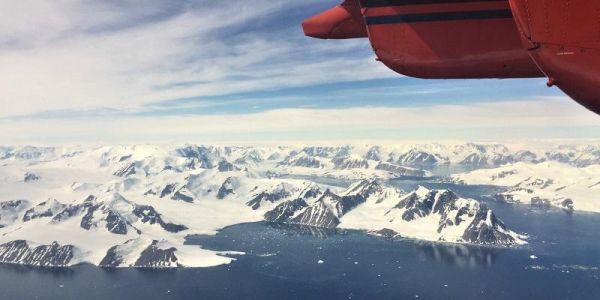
{"left": 453, "top": 162, "right": 600, "bottom": 213}
{"left": 0, "top": 142, "right": 597, "bottom": 268}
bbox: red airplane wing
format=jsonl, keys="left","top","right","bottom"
{"left": 509, "top": 0, "right": 600, "bottom": 115}
{"left": 302, "top": 0, "right": 367, "bottom": 39}
{"left": 303, "top": 0, "right": 600, "bottom": 115}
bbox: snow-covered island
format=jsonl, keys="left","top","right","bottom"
{"left": 0, "top": 142, "right": 597, "bottom": 268}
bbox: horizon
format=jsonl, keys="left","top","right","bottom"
{"left": 1, "top": 0, "right": 599, "bottom": 144}
{"left": 2, "top": 139, "right": 599, "bottom": 150}
{"left": 1, "top": 2, "right": 600, "bottom": 299}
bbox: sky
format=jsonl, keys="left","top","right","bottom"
{"left": 0, "top": 0, "right": 599, "bottom": 145}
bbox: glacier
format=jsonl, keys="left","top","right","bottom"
{"left": 0, "top": 141, "right": 597, "bottom": 268}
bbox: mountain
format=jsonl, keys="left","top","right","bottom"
{"left": 246, "top": 182, "right": 296, "bottom": 210}
{"left": 395, "top": 149, "right": 447, "bottom": 169}
{"left": 99, "top": 239, "right": 180, "bottom": 268}
{"left": 0, "top": 240, "right": 76, "bottom": 267}
{"left": 0, "top": 200, "right": 29, "bottom": 227}
{"left": 23, "top": 199, "right": 66, "bottom": 222}
{"left": 279, "top": 152, "right": 326, "bottom": 168}
{"left": 0, "top": 142, "right": 596, "bottom": 268}
{"left": 264, "top": 183, "right": 525, "bottom": 246}
{"left": 374, "top": 162, "right": 429, "bottom": 177}
{"left": 453, "top": 161, "right": 600, "bottom": 213}
{"left": 332, "top": 155, "right": 370, "bottom": 170}
{"left": 264, "top": 180, "right": 387, "bottom": 228}
{"left": 382, "top": 187, "right": 522, "bottom": 245}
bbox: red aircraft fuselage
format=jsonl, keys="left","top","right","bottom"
{"left": 302, "top": 0, "right": 600, "bottom": 115}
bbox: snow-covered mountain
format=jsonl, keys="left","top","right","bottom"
{"left": 264, "top": 180, "right": 389, "bottom": 229}
{"left": 0, "top": 142, "right": 597, "bottom": 268}
{"left": 273, "top": 142, "right": 600, "bottom": 173}
{"left": 453, "top": 161, "right": 600, "bottom": 213}
{"left": 263, "top": 181, "right": 524, "bottom": 246}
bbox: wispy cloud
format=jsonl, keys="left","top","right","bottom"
{"left": 0, "top": 0, "right": 391, "bottom": 117}
{"left": 1, "top": 0, "right": 597, "bottom": 143}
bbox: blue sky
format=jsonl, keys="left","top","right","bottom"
{"left": 0, "top": 0, "right": 598, "bottom": 144}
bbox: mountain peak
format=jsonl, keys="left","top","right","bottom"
{"left": 343, "top": 179, "right": 381, "bottom": 197}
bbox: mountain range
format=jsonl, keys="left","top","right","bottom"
{"left": 0, "top": 142, "right": 597, "bottom": 268}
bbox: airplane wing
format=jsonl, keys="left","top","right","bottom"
{"left": 302, "top": 0, "right": 367, "bottom": 39}
{"left": 303, "top": 0, "right": 600, "bottom": 115}
{"left": 509, "top": 0, "right": 600, "bottom": 115}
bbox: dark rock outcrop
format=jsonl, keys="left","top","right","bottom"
{"left": 391, "top": 189, "right": 456, "bottom": 222}
{"left": 343, "top": 180, "right": 382, "bottom": 200}
{"left": 172, "top": 190, "right": 194, "bottom": 203}
{"left": 100, "top": 239, "right": 180, "bottom": 268}
{"left": 561, "top": 198, "right": 574, "bottom": 213}
{"left": 332, "top": 156, "right": 369, "bottom": 169}
{"left": 217, "top": 177, "right": 236, "bottom": 199}
{"left": 134, "top": 241, "right": 179, "bottom": 268}
{"left": 217, "top": 160, "right": 236, "bottom": 172}
{"left": 246, "top": 184, "right": 292, "bottom": 210}
{"left": 0, "top": 199, "right": 28, "bottom": 211}
{"left": 52, "top": 196, "right": 96, "bottom": 223}
{"left": 80, "top": 203, "right": 130, "bottom": 235}
{"left": 461, "top": 208, "right": 517, "bottom": 246}
{"left": 160, "top": 184, "right": 194, "bottom": 202}
{"left": 0, "top": 200, "right": 29, "bottom": 226}
{"left": 132, "top": 205, "right": 187, "bottom": 233}
{"left": 23, "top": 172, "right": 40, "bottom": 182}
{"left": 264, "top": 182, "right": 374, "bottom": 229}
{"left": 264, "top": 198, "right": 308, "bottom": 223}
{"left": 388, "top": 188, "right": 522, "bottom": 246}
{"left": 0, "top": 240, "right": 75, "bottom": 267}
{"left": 99, "top": 245, "right": 125, "bottom": 267}
{"left": 530, "top": 197, "right": 552, "bottom": 209}
{"left": 23, "top": 199, "right": 66, "bottom": 222}
{"left": 176, "top": 146, "right": 216, "bottom": 169}
{"left": 160, "top": 184, "right": 177, "bottom": 198}
{"left": 53, "top": 194, "right": 183, "bottom": 235}
{"left": 114, "top": 162, "right": 136, "bottom": 177}
{"left": 290, "top": 200, "right": 340, "bottom": 228}
{"left": 365, "top": 146, "right": 382, "bottom": 161}
{"left": 52, "top": 195, "right": 135, "bottom": 235}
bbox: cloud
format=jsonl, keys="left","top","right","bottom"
{"left": 0, "top": 0, "right": 391, "bottom": 117}
{"left": 2, "top": 97, "right": 599, "bottom": 144}
{"left": 2, "top": 1, "right": 597, "bottom": 144}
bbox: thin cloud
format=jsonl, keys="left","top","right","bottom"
{"left": 2, "top": 98, "right": 599, "bottom": 144}
{"left": 0, "top": 0, "right": 389, "bottom": 117}
{"left": 1, "top": 1, "right": 596, "bottom": 144}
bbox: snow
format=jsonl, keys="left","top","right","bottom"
{"left": 174, "top": 245, "right": 238, "bottom": 268}
{"left": 453, "top": 161, "right": 600, "bottom": 213}
{"left": 0, "top": 142, "right": 596, "bottom": 267}
{"left": 341, "top": 186, "right": 526, "bottom": 245}
{"left": 112, "top": 238, "right": 154, "bottom": 266}
{"left": 0, "top": 145, "right": 343, "bottom": 267}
